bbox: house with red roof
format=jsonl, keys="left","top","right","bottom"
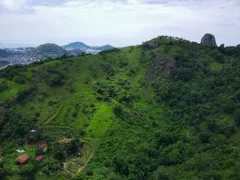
{"left": 39, "top": 143, "right": 47, "bottom": 152}
{"left": 35, "top": 155, "right": 44, "bottom": 161}
{"left": 16, "top": 154, "right": 30, "bottom": 164}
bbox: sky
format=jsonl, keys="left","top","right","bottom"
{"left": 0, "top": 0, "right": 240, "bottom": 47}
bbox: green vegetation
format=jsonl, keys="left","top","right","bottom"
{"left": 0, "top": 36, "right": 240, "bottom": 179}
{"left": 67, "top": 162, "right": 81, "bottom": 174}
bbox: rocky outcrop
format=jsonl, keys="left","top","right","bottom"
{"left": 146, "top": 51, "right": 177, "bottom": 81}
{"left": 142, "top": 39, "right": 159, "bottom": 50}
{"left": 164, "top": 60, "right": 177, "bottom": 79}
{"left": 201, "top": 33, "right": 217, "bottom": 47}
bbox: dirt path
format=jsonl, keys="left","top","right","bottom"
{"left": 64, "top": 151, "right": 94, "bottom": 178}
{"left": 60, "top": 139, "right": 94, "bottom": 178}
{"left": 57, "top": 138, "right": 72, "bottom": 143}
{"left": 24, "top": 143, "right": 38, "bottom": 148}
{"left": 42, "top": 112, "right": 56, "bottom": 125}
{"left": 63, "top": 162, "right": 75, "bottom": 177}
{"left": 74, "top": 152, "right": 94, "bottom": 176}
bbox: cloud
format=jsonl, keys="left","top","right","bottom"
{"left": 0, "top": 0, "right": 239, "bottom": 47}
{"left": 0, "top": 0, "right": 29, "bottom": 10}
{"left": 28, "top": 0, "right": 69, "bottom": 7}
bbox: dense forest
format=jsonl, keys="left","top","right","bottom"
{"left": 0, "top": 36, "right": 240, "bottom": 180}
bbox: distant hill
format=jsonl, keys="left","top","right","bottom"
{"left": 62, "top": 42, "right": 90, "bottom": 51}
{"left": 67, "top": 48, "right": 84, "bottom": 56}
{"left": 33, "top": 43, "right": 67, "bottom": 55}
{"left": 62, "top": 42, "right": 114, "bottom": 51}
{"left": 91, "top": 44, "right": 114, "bottom": 51}
{"left": 16, "top": 43, "right": 68, "bottom": 63}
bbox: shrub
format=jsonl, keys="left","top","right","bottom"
{"left": 222, "top": 99, "right": 235, "bottom": 113}
{"left": 0, "top": 81, "right": 8, "bottom": 92}
{"left": 113, "top": 105, "right": 123, "bottom": 117}
{"left": 119, "top": 62, "right": 128, "bottom": 68}
{"left": 72, "top": 112, "right": 78, "bottom": 118}
{"left": 13, "top": 75, "right": 26, "bottom": 84}
{"left": 35, "top": 112, "right": 40, "bottom": 117}
{"left": 176, "top": 68, "right": 194, "bottom": 81}
{"left": 85, "top": 168, "right": 93, "bottom": 176}
{"left": 235, "top": 109, "right": 240, "bottom": 126}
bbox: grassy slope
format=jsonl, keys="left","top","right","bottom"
{"left": 0, "top": 39, "right": 240, "bottom": 180}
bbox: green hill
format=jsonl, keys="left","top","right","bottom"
{"left": 0, "top": 36, "right": 240, "bottom": 180}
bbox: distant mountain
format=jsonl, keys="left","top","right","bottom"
{"left": 32, "top": 43, "right": 67, "bottom": 56}
{"left": 21, "top": 43, "right": 68, "bottom": 62}
{"left": 67, "top": 48, "right": 84, "bottom": 56}
{"left": 62, "top": 42, "right": 90, "bottom": 51}
{"left": 91, "top": 44, "right": 114, "bottom": 51}
{"left": 62, "top": 42, "right": 114, "bottom": 52}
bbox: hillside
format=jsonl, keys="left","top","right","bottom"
{"left": 0, "top": 36, "right": 240, "bottom": 180}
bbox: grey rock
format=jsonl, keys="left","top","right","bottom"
{"left": 146, "top": 51, "right": 177, "bottom": 82}
{"left": 201, "top": 33, "right": 217, "bottom": 47}
{"left": 164, "top": 60, "right": 177, "bottom": 79}
{"left": 141, "top": 39, "right": 158, "bottom": 50}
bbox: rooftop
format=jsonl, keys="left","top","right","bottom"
{"left": 39, "top": 143, "right": 47, "bottom": 149}
{"left": 35, "top": 155, "right": 44, "bottom": 161}
{"left": 16, "top": 154, "right": 30, "bottom": 164}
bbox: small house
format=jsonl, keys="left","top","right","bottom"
{"left": 35, "top": 155, "right": 44, "bottom": 161}
{"left": 39, "top": 143, "right": 47, "bottom": 152}
{"left": 16, "top": 154, "right": 30, "bottom": 164}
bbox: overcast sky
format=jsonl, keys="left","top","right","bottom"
{"left": 0, "top": 0, "right": 240, "bottom": 47}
